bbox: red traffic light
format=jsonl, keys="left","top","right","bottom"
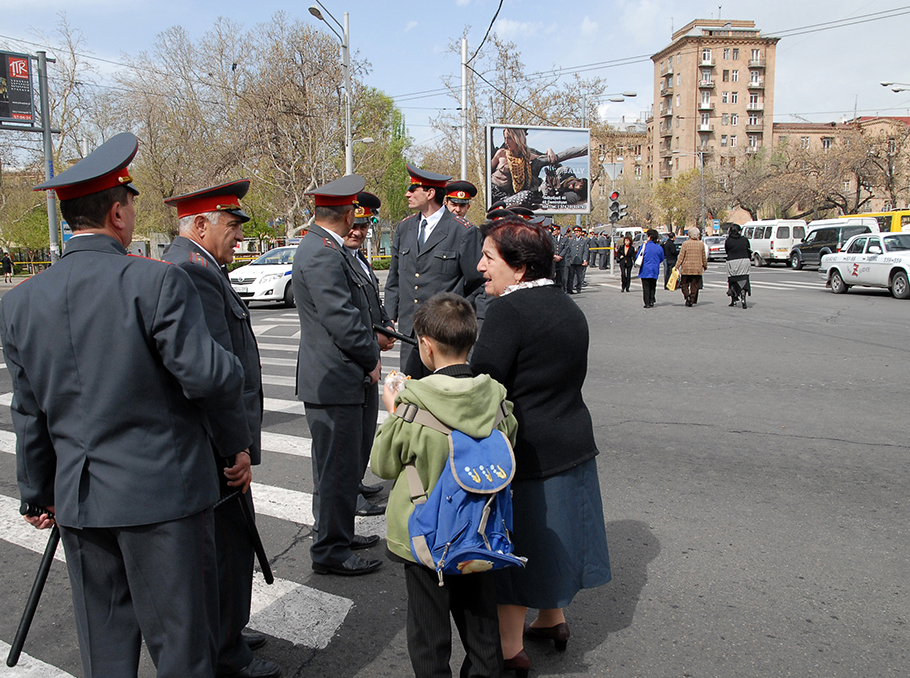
{"left": 609, "top": 191, "right": 619, "bottom": 201}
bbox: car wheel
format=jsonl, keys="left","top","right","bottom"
{"left": 891, "top": 270, "right": 910, "bottom": 299}
{"left": 790, "top": 253, "right": 803, "bottom": 270}
{"left": 283, "top": 282, "right": 295, "bottom": 307}
{"left": 752, "top": 252, "right": 763, "bottom": 267}
{"left": 830, "top": 269, "right": 848, "bottom": 294}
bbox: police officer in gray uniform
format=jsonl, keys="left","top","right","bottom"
{"left": 564, "top": 226, "right": 590, "bottom": 294}
{"left": 163, "top": 182, "right": 279, "bottom": 678}
{"left": 385, "top": 163, "right": 484, "bottom": 376}
{"left": 293, "top": 174, "right": 383, "bottom": 576}
{"left": 1, "top": 133, "right": 244, "bottom": 678}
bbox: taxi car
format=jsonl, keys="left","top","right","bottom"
{"left": 819, "top": 233, "right": 910, "bottom": 299}
{"left": 229, "top": 246, "right": 296, "bottom": 306}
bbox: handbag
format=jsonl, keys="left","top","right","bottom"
{"left": 667, "top": 266, "right": 680, "bottom": 291}
{"left": 634, "top": 244, "right": 644, "bottom": 267}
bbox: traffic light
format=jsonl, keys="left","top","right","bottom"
{"left": 609, "top": 191, "right": 621, "bottom": 223}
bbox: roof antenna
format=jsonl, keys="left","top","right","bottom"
{"left": 719, "top": 6, "right": 722, "bottom": 20}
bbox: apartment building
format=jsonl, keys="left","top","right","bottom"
{"left": 649, "top": 19, "right": 779, "bottom": 182}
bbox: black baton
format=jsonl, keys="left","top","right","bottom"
{"left": 217, "top": 490, "right": 274, "bottom": 585}
{"left": 7, "top": 506, "right": 59, "bottom": 668}
{"left": 373, "top": 324, "right": 418, "bottom": 347}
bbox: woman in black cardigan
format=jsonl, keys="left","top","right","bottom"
{"left": 614, "top": 234, "right": 635, "bottom": 292}
{"left": 473, "top": 216, "right": 611, "bottom": 677}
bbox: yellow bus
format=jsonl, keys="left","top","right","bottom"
{"left": 840, "top": 210, "right": 910, "bottom": 232}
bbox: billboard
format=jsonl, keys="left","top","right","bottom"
{"left": 0, "top": 51, "right": 35, "bottom": 123}
{"left": 486, "top": 124, "right": 590, "bottom": 215}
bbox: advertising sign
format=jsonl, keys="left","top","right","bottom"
{"left": 0, "top": 51, "right": 35, "bottom": 123}
{"left": 486, "top": 124, "right": 590, "bottom": 215}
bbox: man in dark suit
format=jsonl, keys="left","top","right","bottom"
{"left": 385, "top": 163, "right": 484, "bottom": 376}
{"left": 598, "top": 232, "right": 610, "bottom": 270}
{"left": 344, "top": 191, "right": 395, "bottom": 518}
{"left": 163, "top": 182, "right": 279, "bottom": 678}
{"left": 662, "top": 231, "right": 679, "bottom": 289}
{"left": 1, "top": 133, "right": 244, "bottom": 677}
{"left": 293, "top": 174, "right": 382, "bottom": 576}
{"left": 564, "top": 226, "right": 589, "bottom": 294}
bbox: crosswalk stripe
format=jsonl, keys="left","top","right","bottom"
{"left": 0, "top": 639, "right": 77, "bottom": 677}
{"left": 261, "top": 431, "right": 310, "bottom": 457}
{"left": 261, "top": 357, "right": 297, "bottom": 367}
{"left": 262, "top": 374, "right": 296, "bottom": 388}
{"left": 0, "top": 494, "right": 66, "bottom": 563}
{"left": 257, "top": 342, "right": 297, "bottom": 352}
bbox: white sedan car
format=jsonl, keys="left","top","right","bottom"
{"left": 819, "top": 233, "right": 910, "bottom": 299}
{"left": 229, "top": 246, "right": 296, "bottom": 306}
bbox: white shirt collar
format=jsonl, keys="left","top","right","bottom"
{"left": 420, "top": 205, "right": 446, "bottom": 240}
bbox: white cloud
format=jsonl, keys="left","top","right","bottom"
{"left": 581, "top": 16, "right": 599, "bottom": 37}
{"left": 493, "top": 19, "right": 546, "bottom": 41}
{"left": 404, "top": 20, "right": 418, "bottom": 33}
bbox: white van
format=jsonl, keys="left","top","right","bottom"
{"left": 741, "top": 219, "right": 807, "bottom": 266}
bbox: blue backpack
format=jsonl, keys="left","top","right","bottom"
{"left": 393, "top": 400, "right": 526, "bottom": 585}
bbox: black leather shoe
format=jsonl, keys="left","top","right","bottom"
{"left": 351, "top": 534, "right": 380, "bottom": 550}
{"left": 313, "top": 554, "right": 382, "bottom": 576}
{"left": 355, "top": 501, "right": 385, "bottom": 516}
{"left": 242, "top": 630, "right": 267, "bottom": 650}
{"left": 359, "top": 482, "right": 383, "bottom": 497}
{"left": 218, "top": 657, "right": 281, "bottom": 678}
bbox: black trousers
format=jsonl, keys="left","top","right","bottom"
{"left": 305, "top": 402, "right": 371, "bottom": 565}
{"left": 566, "top": 264, "right": 585, "bottom": 292}
{"left": 401, "top": 338, "right": 432, "bottom": 378}
{"left": 60, "top": 509, "right": 219, "bottom": 678}
{"left": 641, "top": 277, "right": 657, "bottom": 306}
{"left": 404, "top": 562, "right": 503, "bottom": 678}
{"left": 619, "top": 263, "right": 633, "bottom": 291}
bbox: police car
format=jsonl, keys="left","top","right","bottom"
{"left": 229, "top": 246, "right": 296, "bottom": 306}
{"left": 819, "top": 232, "right": 910, "bottom": 299}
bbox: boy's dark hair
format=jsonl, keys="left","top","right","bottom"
{"left": 413, "top": 292, "right": 477, "bottom": 356}
{"left": 60, "top": 185, "right": 132, "bottom": 231}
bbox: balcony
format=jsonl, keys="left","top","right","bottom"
{"left": 746, "top": 146, "right": 760, "bottom": 154}
{"left": 698, "top": 102, "right": 715, "bottom": 111}
{"left": 698, "top": 80, "right": 715, "bottom": 89}
{"left": 749, "top": 58, "right": 766, "bottom": 68}
{"left": 745, "top": 124, "right": 764, "bottom": 133}
{"left": 659, "top": 169, "right": 673, "bottom": 180}
{"left": 698, "top": 124, "right": 715, "bottom": 133}
{"left": 661, "top": 126, "right": 673, "bottom": 137}
{"left": 660, "top": 63, "right": 674, "bottom": 76}
{"left": 746, "top": 102, "right": 764, "bottom": 111}
{"left": 660, "top": 148, "right": 673, "bottom": 158}
{"left": 747, "top": 79, "right": 765, "bottom": 89}
{"left": 700, "top": 57, "right": 715, "bottom": 67}
{"left": 661, "top": 107, "right": 672, "bottom": 118}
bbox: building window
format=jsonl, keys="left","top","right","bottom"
{"left": 721, "top": 135, "right": 728, "bottom": 147}
{"left": 801, "top": 136, "right": 810, "bottom": 149}
{"left": 634, "top": 166, "right": 642, "bottom": 179}
{"left": 700, "top": 69, "right": 712, "bottom": 84}
{"left": 722, "top": 113, "right": 729, "bottom": 125}
{"left": 731, "top": 113, "right": 738, "bottom": 126}
{"left": 723, "top": 69, "right": 730, "bottom": 82}
{"left": 701, "top": 112, "right": 710, "bottom": 126}
{"left": 888, "top": 139, "right": 897, "bottom": 154}
{"left": 730, "top": 135, "right": 737, "bottom": 147}
{"left": 749, "top": 135, "right": 758, "bottom": 148}
{"left": 749, "top": 113, "right": 759, "bottom": 126}
{"left": 749, "top": 93, "right": 759, "bottom": 106}
{"left": 822, "top": 137, "right": 833, "bottom": 150}
{"left": 677, "top": 53, "right": 681, "bottom": 64}
{"left": 722, "top": 91, "right": 729, "bottom": 104}
{"left": 701, "top": 91, "right": 711, "bottom": 105}
{"left": 676, "top": 116, "right": 680, "bottom": 128}
{"left": 700, "top": 137, "right": 710, "bottom": 149}
{"left": 676, "top": 94, "right": 680, "bottom": 107}
{"left": 751, "top": 48, "right": 760, "bottom": 61}
{"left": 702, "top": 48, "right": 712, "bottom": 62}
{"left": 677, "top": 73, "right": 681, "bottom": 86}
{"left": 843, "top": 179, "right": 850, "bottom": 191}
{"left": 732, "top": 48, "right": 739, "bottom": 60}
{"left": 723, "top": 48, "right": 730, "bottom": 59}
{"left": 720, "top": 156, "right": 726, "bottom": 167}
{"left": 731, "top": 70, "right": 739, "bottom": 82}
{"left": 750, "top": 70, "right": 761, "bottom": 84}
{"left": 731, "top": 91, "right": 738, "bottom": 104}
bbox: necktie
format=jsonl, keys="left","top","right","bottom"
{"left": 418, "top": 218, "right": 427, "bottom": 252}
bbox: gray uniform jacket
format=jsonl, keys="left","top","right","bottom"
{"left": 566, "top": 236, "right": 589, "bottom": 265}
{"left": 0, "top": 234, "right": 244, "bottom": 528}
{"left": 293, "top": 224, "right": 380, "bottom": 405}
{"left": 347, "top": 247, "right": 392, "bottom": 329}
{"left": 385, "top": 209, "right": 483, "bottom": 335}
{"left": 163, "top": 236, "right": 264, "bottom": 464}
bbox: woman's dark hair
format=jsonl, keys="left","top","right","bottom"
{"left": 648, "top": 228, "right": 660, "bottom": 242}
{"left": 729, "top": 224, "right": 741, "bottom": 237}
{"left": 480, "top": 215, "right": 554, "bottom": 282}
{"left": 623, "top": 235, "right": 633, "bottom": 245}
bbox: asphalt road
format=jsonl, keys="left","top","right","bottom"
{"left": 0, "top": 259, "right": 907, "bottom": 677}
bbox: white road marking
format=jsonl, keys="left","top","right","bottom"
{"left": 256, "top": 342, "right": 297, "bottom": 352}
{"left": 261, "top": 431, "right": 310, "bottom": 457}
{"left": 260, "top": 357, "right": 297, "bottom": 367}
{"left": 0, "top": 494, "right": 66, "bottom": 563}
{"left": 0, "top": 639, "right": 77, "bottom": 677}
{"left": 261, "top": 374, "right": 296, "bottom": 388}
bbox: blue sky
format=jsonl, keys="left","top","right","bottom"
{"left": 3, "top": 0, "right": 909, "bottom": 148}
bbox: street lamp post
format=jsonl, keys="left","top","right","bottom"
{"left": 881, "top": 81, "right": 910, "bottom": 93}
{"left": 309, "top": 2, "right": 353, "bottom": 175}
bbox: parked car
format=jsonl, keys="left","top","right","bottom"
{"left": 819, "top": 232, "right": 910, "bottom": 299}
{"left": 229, "top": 246, "right": 296, "bottom": 306}
{"left": 704, "top": 236, "right": 726, "bottom": 261}
{"left": 789, "top": 218, "right": 879, "bottom": 270}
{"left": 742, "top": 219, "right": 807, "bottom": 266}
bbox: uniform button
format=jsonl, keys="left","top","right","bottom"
{"left": 414, "top": 285, "right": 418, "bottom": 290}
{"left": 414, "top": 299, "right": 418, "bottom": 303}
{"left": 415, "top": 273, "right": 420, "bottom": 278}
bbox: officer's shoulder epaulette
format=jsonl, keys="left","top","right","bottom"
{"left": 398, "top": 214, "right": 419, "bottom": 226}
{"left": 188, "top": 251, "right": 209, "bottom": 267}
{"left": 454, "top": 215, "right": 472, "bottom": 229}
{"left": 321, "top": 237, "right": 338, "bottom": 250}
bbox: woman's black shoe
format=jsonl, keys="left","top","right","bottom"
{"left": 503, "top": 648, "right": 530, "bottom": 677}
{"left": 524, "top": 621, "right": 570, "bottom": 652}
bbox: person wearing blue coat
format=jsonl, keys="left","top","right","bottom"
{"left": 637, "top": 229, "right": 665, "bottom": 308}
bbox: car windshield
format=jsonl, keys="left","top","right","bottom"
{"left": 251, "top": 249, "right": 295, "bottom": 265}
{"left": 883, "top": 234, "right": 910, "bottom": 251}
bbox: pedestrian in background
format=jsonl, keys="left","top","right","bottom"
{"left": 725, "top": 224, "right": 752, "bottom": 309}
{"left": 637, "top": 229, "right": 665, "bottom": 308}
{"left": 675, "top": 226, "right": 708, "bottom": 307}
{"left": 2, "top": 252, "right": 12, "bottom": 283}
{"left": 615, "top": 235, "right": 635, "bottom": 292}
{"left": 597, "top": 232, "right": 610, "bottom": 270}
{"left": 662, "top": 232, "right": 679, "bottom": 289}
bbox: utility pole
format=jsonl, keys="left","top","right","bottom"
{"left": 460, "top": 38, "right": 467, "bottom": 180}
{"left": 37, "top": 51, "right": 60, "bottom": 264}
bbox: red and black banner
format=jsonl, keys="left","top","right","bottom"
{"left": 0, "top": 52, "right": 35, "bottom": 123}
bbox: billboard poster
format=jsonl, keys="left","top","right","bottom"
{"left": 0, "top": 51, "right": 35, "bottom": 123}
{"left": 486, "top": 124, "right": 590, "bottom": 215}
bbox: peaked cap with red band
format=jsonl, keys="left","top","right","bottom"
{"left": 406, "top": 162, "right": 450, "bottom": 190}
{"left": 444, "top": 180, "right": 477, "bottom": 204}
{"left": 34, "top": 132, "right": 139, "bottom": 201}
{"left": 164, "top": 180, "right": 252, "bottom": 223}
{"left": 511, "top": 206, "right": 535, "bottom": 220}
{"left": 354, "top": 191, "right": 381, "bottom": 221}
{"left": 307, "top": 174, "right": 366, "bottom": 207}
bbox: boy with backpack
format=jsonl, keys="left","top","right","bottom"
{"left": 371, "top": 292, "right": 519, "bottom": 678}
